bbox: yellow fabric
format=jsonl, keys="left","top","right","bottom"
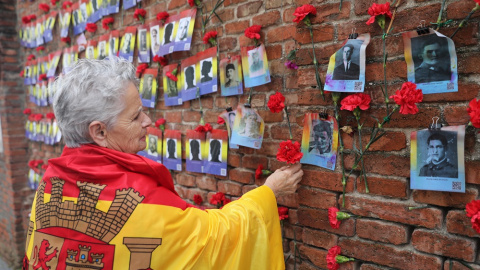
{"left": 26, "top": 186, "right": 284, "bottom": 270}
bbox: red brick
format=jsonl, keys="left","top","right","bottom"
{"left": 443, "top": 260, "right": 480, "bottom": 270}
{"left": 466, "top": 161, "right": 480, "bottom": 185}
{"left": 356, "top": 219, "right": 409, "bottom": 245}
{"left": 237, "top": 1, "right": 262, "bottom": 18}
{"left": 360, "top": 264, "right": 393, "bottom": 270}
{"left": 446, "top": 210, "right": 480, "bottom": 238}
{"left": 447, "top": 0, "right": 480, "bottom": 19}
{"left": 413, "top": 188, "right": 478, "bottom": 208}
{"left": 297, "top": 186, "right": 338, "bottom": 209}
{"left": 298, "top": 245, "right": 329, "bottom": 269}
{"left": 241, "top": 155, "right": 268, "bottom": 170}
{"left": 342, "top": 131, "right": 407, "bottom": 152}
{"left": 344, "top": 153, "right": 410, "bottom": 178}
{"left": 228, "top": 168, "right": 253, "bottom": 184}
{"left": 266, "top": 25, "right": 297, "bottom": 43}
{"left": 276, "top": 193, "right": 298, "bottom": 208}
{"left": 196, "top": 175, "right": 217, "bottom": 191}
{"left": 444, "top": 106, "right": 470, "bottom": 126}
{"left": 217, "top": 181, "right": 243, "bottom": 196}
{"left": 252, "top": 10, "right": 281, "bottom": 27}
{"left": 297, "top": 207, "right": 356, "bottom": 236}
{"left": 412, "top": 229, "right": 477, "bottom": 261}
{"left": 295, "top": 25, "right": 334, "bottom": 45}
{"left": 176, "top": 174, "right": 196, "bottom": 187}
{"left": 302, "top": 227, "right": 338, "bottom": 249}
{"left": 301, "top": 169, "right": 355, "bottom": 193}
{"left": 356, "top": 176, "right": 408, "bottom": 198}
{"left": 344, "top": 195, "right": 443, "bottom": 229}
{"left": 225, "top": 20, "right": 251, "bottom": 35}
{"left": 340, "top": 238, "right": 442, "bottom": 270}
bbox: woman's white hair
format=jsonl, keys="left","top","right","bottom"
{"left": 53, "top": 58, "right": 138, "bottom": 147}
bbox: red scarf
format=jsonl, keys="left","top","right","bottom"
{"left": 43, "top": 144, "right": 190, "bottom": 209}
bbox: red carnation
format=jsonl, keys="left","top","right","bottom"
{"left": 389, "top": 82, "right": 423, "bottom": 115}
{"left": 188, "top": 0, "right": 202, "bottom": 7}
{"left": 39, "top": 74, "right": 47, "bottom": 81}
{"left": 27, "top": 54, "right": 36, "bottom": 61}
{"left": 22, "top": 16, "right": 31, "bottom": 24}
{"left": 34, "top": 114, "right": 43, "bottom": 121}
{"left": 340, "top": 93, "right": 371, "bottom": 112}
{"left": 193, "top": 194, "right": 203, "bottom": 205}
{"left": 278, "top": 207, "right": 289, "bottom": 221}
{"left": 255, "top": 164, "right": 272, "bottom": 180}
{"left": 293, "top": 4, "right": 317, "bottom": 25}
{"left": 466, "top": 200, "right": 480, "bottom": 218}
{"left": 204, "top": 123, "right": 212, "bottom": 132}
{"left": 28, "top": 114, "right": 36, "bottom": 122}
{"left": 46, "top": 112, "right": 55, "bottom": 120}
{"left": 276, "top": 140, "right": 303, "bottom": 164}
{"left": 327, "top": 246, "right": 342, "bottom": 270}
{"left": 195, "top": 125, "right": 206, "bottom": 133}
{"left": 156, "top": 11, "right": 169, "bottom": 23}
{"left": 28, "top": 14, "right": 37, "bottom": 22}
{"left": 86, "top": 23, "right": 97, "bottom": 33}
{"left": 61, "top": 37, "right": 71, "bottom": 44}
{"left": 36, "top": 46, "right": 45, "bottom": 53}
{"left": 23, "top": 108, "right": 32, "bottom": 115}
{"left": 62, "top": 1, "right": 73, "bottom": 10}
{"left": 20, "top": 70, "right": 24, "bottom": 77}
{"left": 155, "top": 118, "right": 166, "bottom": 131}
{"left": 366, "top": 2, "right": 392, "bottom": 27}
{"left": 467, "top": 99, "right": 480, "bottom": 128}
{"left": 134, "top": 8, "right": 147, "bottom": 23}
{"left": 136, "top": 64, "right": 149, "bottom": 75}
{"left": 51, "top": 0, "right": 60, "bottom": 6}
{"left": 267, "top": 92, "right": 285, "bottom": 113}
{"left": 153, "top": 55, "right": 168, "bottom": 66}
{"left": 471, "top": 214, "right": 480, "bottom": 233}
{"left": 39, "top": 3, "right": 50, "bottom": 13}
{"left": 102, "top": 17, "right": 114, "bottom": 30}
{"left": 328, "top": 207, "right": 352, "bottom": 229}
{"left": 244, "top": 25, "right": 262, "bottom": 40}
{"left": 166, "top": 71, "right": 177, "bottom": 82}
{"left": 210, "top": 192, "right": 229, "bottom": 208}
{"left": 202, "top": 31, "right": 218, "bottom": 46}
{"left": 217, "top": 116, "right": 225, "bottom": 125}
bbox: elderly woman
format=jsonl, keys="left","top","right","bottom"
{"left": 24, "top": 59, "right": 303, "bottom": 270}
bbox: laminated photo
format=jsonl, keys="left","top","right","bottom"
{"left": 139, "top": 68, "right": 158, "bottom": 108}
{"left": 85, "top": 39, "right": 98, "bottom": 59}
{"left": 197, "top": 47, "right": 218, "bottom": 96}
{"left": 119, "top": 26, "right": 136, "bottom": 62}
{"left": 230, "top": 105, "right": 264, "bottom": 149}
{"left": 140, "top": 127, "right": 163, "bottom": 163}
{"left": 47, "top": 51, "right": 61, "bottom": 78}
{"left": 403, "top": 29, "right": 458, "bottom": 94}
{"left": 204, "top": 129, "right": 228, "bottom": 176}
{"left": 149, "top": 23, "right": 162, "bottom": 57}
{"left": 219, "top": 55, "right": 243, "bottom": 97}
{"left": 137, "top": 25, "right": 150, "bottom": 63}
{"left": 98, "top": 33, "right": 109, "bottom": 60}
{"left": 185, "top": 130, "right": 206, "bottom": 173}
{"left": 172, "top": 9, "right": 196, "bottom": 53}
{"left": 324, "top": 34, "right": 370, "bottom": 92}
{"left": 411, "top": 125, "right": 465, "bottom": 192}
{"left": 300, "top": 113, "right": 338, "bottom": 170}
{"left": 241, "top": 44, "right": 271, "bottom": 88}
{"left": 180, "top": 55, "right": 198, "bottom": 102}
{"left": 107, "top": 30, "right": 120, "bottom": 58}
{"left": 71, "top": 2, "right": 87, "bottom": 36}
{"left": 163, "top": 130, "right": 182, "bottom": 171}
{"left": 218, "top": 109, "right": 239, "bottom": 149}
{"left": 163, "top": 64, "right": 183, "bottom": 106}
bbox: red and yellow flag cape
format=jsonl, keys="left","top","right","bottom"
{"left": 24, "top": 144, "right": 284, "bottom": 269}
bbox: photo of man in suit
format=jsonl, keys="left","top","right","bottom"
{"left": 413, "top": 36, "right": 451, "bottom": 83}
{"left": 332, "top": 44, "right": 360, "bottom": 80}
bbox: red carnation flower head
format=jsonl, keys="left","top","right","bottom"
{"left": 153, "top": 55, "right": 168, "bottom": 67}
{"left": 23, "top": 108, "right": 32, "bottom": 115}
{"left": 255, "top": 164, "right": 272, "bottom": 180}
{"left": 136, "top": 63, "right": 149, "bottom": 76}
{"left": 267, "top": 92, "right": 286, "bottom": 113}
{"left": 36, "top": 46, "right": 45, "bottom": 53}
{"left": 202, "top": 31, "right": 218, "bottom": 46}
{"left": 155, "top": 118, "right": 166, "bottom": 131}
{"left": 328, "top": 207, "right": 352, "bottom": 229}
{"left": 34, "top": 113, "right": 43, "bottom": 121}
{"left": 28, "top": 14, "right": 37, "bottom": 22}
{"left": 389, "top": 82, "right": 423, "bottom": 115}
{"left": 340, "top": 93, "right": 371, "bottom": 118}
{"left": 467, "top": 99, "right": 480, "bottom": 128}
{"left": 22, "top": 16, "right": 31, "bottom": 24}
{"left": 134, "top": 8, "right": 147, "bottom": 24}
{"left": 278, "top": 206, "right": 289, "bottom": 221}
{"left": 28, "top": 114, "right": 36, "bottom": 121}
{"left": 217, "top": 116, "right": 225, "bottom": 125}
{"left": 326, "top": 245, "right": 355, "bottom": 270}
{"left": 276, "top": 140, "right": 303, "bottom": 164}
{"left": 62, "top": 1, "right": 73, "bottom": 10}
{"left": 27, "top": 54, "right": 36, "bottom": 61}
{"left": 193, "top": 194, "right": 203, "bottom": 205}
{"left": 156, "top": 11, "right": 169, "bottom": 24}
{"left": 39, "top": 74, "right": 47, "bottom": 81}
{"left": 204, "top": 123, "right": 213, "bottom": 132}
{"left": 20, "top": 70, "right": 24, "bottom": 77}
{"left": 61, "top": 37, "right": 71, "bottom": 44}
{"left": 466, "top": 199, "right": 480, "bottom": 218}
{"left": 188, "top": 0, "right": 202, "bottom": 7}
{"left": 210, "top": 192, "right": 229, "bottom": 209}
{"left": 195, "top": 125, "right": 206, "bottom": 133}
{"left": 39, "top": 3, "right": 50, "bottom": 13}
{"left": 245, "top": 25, "right": 262, "bottom": 41}
{"left": 51, "top": 0, "right": 60, "bottom": 6}
{"left": 366, "top": 2, "right": 392, "bottom": 29}
{"left": 293, "top": 4, "right": 317, "bottom": 26}
{"left": 166, "top": 71, "right": 178, "bottom": 82}
{"left": 86, "top": 23, "right": 97, "bottom": 33}
{"left": 46, "top": 112, "right": 55, "bottom": 120}
{"left": 102, "top": 17, "right": 114, "bottom": 30}
{"left": 471, "top": 213, "right": 480, "bottom": 234}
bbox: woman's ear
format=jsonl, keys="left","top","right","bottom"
{"left": 89, "top": 121, "right": 107, "bottom": 147}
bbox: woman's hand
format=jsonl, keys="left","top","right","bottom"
{"left": 264, "top": 163, "right": 303, "bottom": 198}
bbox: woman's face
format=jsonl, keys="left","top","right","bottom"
{"left": 106, "top": 82, "right": 152, "bottom": 154}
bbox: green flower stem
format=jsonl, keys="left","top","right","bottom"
{"left": 355, "top": 115, "right": 369, "bottom": 193}
{"left": 382, "top": 29, "right": 389, "bottom": 113}
{"left": 334, "top": 100, "right": 347, "bottom": 207}
{"left": 435, "top": 0, "right": 447, "bottom": 30}
{"left": 336, "top": 255, "right": 355, "bottom": 264}
{"left": 450, "top": 4, "right": 480, "bottom": 38}
{"left": 308, "top": 26, "right": 324, "bottom": 100}
{"left": 196, "top": 87, "right": 204, "bottom": 124}
{"left": 284, "top": 106, "right": 293, "bottom": 140}
{"left": 247, "top": 87, "right": 253, "bottom": 106}
{"left": 408, "top": 205, "right": 428, "bottom": 210}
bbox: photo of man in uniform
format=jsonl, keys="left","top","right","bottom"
{"left": 175, "top": 18, "right": 190, "bottom": 42}
{"left": 167, "top": 77, "right": 178, "bottom": 97}
{"left": 142, "top": 75, "right": 153, "bottom": 100}
{"left": 419, "top": 132, "right": 458, "bottom": 178}
{"left": 225, "top": 63, "right": 240, "bottom": 88}
{"left": 184, "top": 65, "right": 196, "bottom": 89}
{"left": 332, "top": 44, "right": 360, "bottom": 80}
{"left": 309, "top": 120, "right": 333, "bottom": 156}
{"left": 413, "top": 35, "right": 451, "bottom": 83}
{"left": 147, "top": 135, "right": 158, "bottom": 157}
{"left": 248, "top": 47, "right": 264, "bottom": 76}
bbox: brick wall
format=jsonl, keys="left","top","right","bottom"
{"left": 10, "top": 0, "right": 480, "bottom": 269}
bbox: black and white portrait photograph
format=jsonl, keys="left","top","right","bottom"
{"left": 147, "top": 134, "right": 158, "bottom": 157}
{"left": 122, "top": 33, "right": 132, "bottom": 54}
{"left": 175, "top": 17, "right": 190, "bottom": 42}
{"left": 247, "top": 46, "right": 265, "bottom": 78}
{"left": 98, "top": 40, "right": 107, "bottom": 60}
{"left": 86, "top": 46, "right": 95, "bottom": 59}
{"left": 150, "top": 25, "right": 161, "bottom": 55}
{"left": 332, "top": 41, "right": 361, "bottom": 81}
{"left": 225, "top": 63, "right": 240, "bottom": 88}
{"left": 139, "top": 29, "right": 147, "bottom": 52}
{"left": 308, "top": 119, "right": 334, "bottom": 156}
{"left": 184, "top": 65, "right": 196, "bottom": 89}
{"left": 167, "top": 77, "right": 178, "bottom": 97}
{"left": 200, "top": 58, "right": 213, "bottom": 83}
{"left": 142, "top": 74, "right": 153, "bottom": 100}
{"left": 417, "top": 130, "right": 458, "bottom": 178}
{"left": 411, "top": 34, "right": 451, "bottom": 84}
